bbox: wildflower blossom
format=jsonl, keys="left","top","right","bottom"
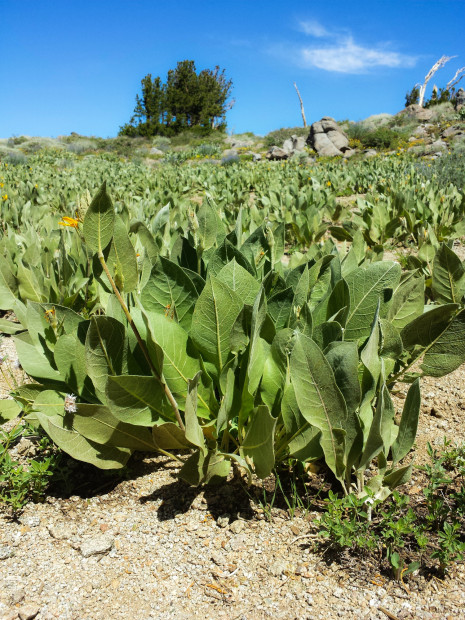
{"left": 64, "top": 393, "right": 77, "bottom": 413}
{"left": 2, "top": 194, "right": 7, "bottom": 201}
{"left": 59, "top": 216, "right": 79, "bottom": 228}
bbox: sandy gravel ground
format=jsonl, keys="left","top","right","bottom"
{"left": 1, "top": 333, "right": 465, "bottom": 620}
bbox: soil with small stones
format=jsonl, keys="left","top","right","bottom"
{"left": 1, "top": 327, "right": 465, "bottom": 619}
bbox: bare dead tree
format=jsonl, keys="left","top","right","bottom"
{"left": 418, "top": 55, "right": 456, "bottom": 106}
{"left": 447, "top": 66, "right": 465, "bottom": 92}
{"left": 293, "top": 82, "right": 307, "bottom": 128}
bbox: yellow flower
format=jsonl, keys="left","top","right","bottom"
{"left": 59, "top": 216, "right": 80, "bottom": 228}
{"left": 35, "top": 184, "right": 38, "bottom": 188}
{"left": 2, "top": 194, "right": 7, "bottom": 201}
{"left": 326, "top": 181, "right": 331, "bottom": 187}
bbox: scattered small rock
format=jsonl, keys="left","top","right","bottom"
{"left": 229, "top": 520, "right": 246, "bottom": 534}
{"left": 47, "top": 523, "right": 75, "bottom": 540}
{"left": 18, "top": 606, "right": 39, "bottom": 620}
{"left": 216, "top": 514, "right": 230, "bottom": 528}
{"left": 0, "top": 546, "right": 14, "bottom": 560}
{"left": 80, "top": 534, "right": 114, "bottom": 558}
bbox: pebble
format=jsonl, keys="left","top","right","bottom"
{"left": 47, "top": 524, "right": 74, "bottom": 540}
{"left": 80, "top": 534, "right": 114, "bottom": 558}
{"left": 229, "top": 520, "right": 246, "bottom": 534}
{"left": 0, "top": 547, "right": 14, "bottom": 560}
{"left": 216, "top": 514, "right": 230, "bottom": 528}
{"left": 17, "top": 607, "right": 39, "bottom": 620}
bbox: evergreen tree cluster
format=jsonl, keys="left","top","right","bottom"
{"left": 120, "top": 60, "right": 233, "bottom": 137}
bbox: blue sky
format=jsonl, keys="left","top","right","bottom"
{"left": 2, "top": 0, "right": 464, "bottom": 137}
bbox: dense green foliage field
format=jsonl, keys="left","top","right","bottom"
{"left": 1, "top": 150, "right": 465, "bottom": 495}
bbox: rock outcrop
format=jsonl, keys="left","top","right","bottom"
{"left": 266, "top": 134, "right": 307, "bottom": 160}
{"left": 307, "top": 117, "right": 350, "bottom": 157}
{"left": 400, "top": 104, "right": 433, "bottom": 121}
{"left": 456, "top": 88, "right": 465, "bottom": 111}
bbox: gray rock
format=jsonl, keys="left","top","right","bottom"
{"left": 0, "top": 546, "right": 14, "bottom": 560}
{"left": 307, "top": 117, "right": 349, "bottom": 156}
{"left": 15, "top": 438, "right": 36, "bottom": 457}
{"left": 401, "top": 104, "right": 433, "bottom": 121}
{"left": 47, "top": 523, "right": 75, "bottom": 540}
{"left": 413, "top": 126, "right": 428, "bottom": 138}
{"left": 9, "top": 589, "right": 25, "bottom": 605}
{"left": 252, "top": 153, "right": 262, "bottom": 162}
{"left": 342, "top": 148, "right": 355, "bottom": 158}
{"left": 222, "top": 148, "right": 238, "bottom": 158}
{"left": 149, "top": 148, "right": 164, "bottom": 156}
{"left": 216, "top": 514, "right": 230, "bottom": 528}
{"left": 225, "top": 136, "right": 254, "bottom": 148}
{"left": 269, "top": 558, "right": 287, "bottom": 577}
{"left": 282, "top": 135, "right": 306, "bottom": 153}
{"left": 80, "top": 534, "right": 114, "bottom": 558}
{"left": 455, "top": 88, "right": 465, "bottom": 110}
{"left": 0, "top": 611, "right": 19, "bottom": 620}
{"left": 430, "top": 139, "right": 447, "bottom": 151}
{"left": 19, "top": 516, "right": 40, "bottom": 528}
{"left": 442, "top": 125, "right": 463, "bottom": 138}
{"left": 364, "top": 149, "right": 378, "bottom": 157}
{"left": 229, "top": 520, "right": 246, "bottom": 534}
{"left": 18, "top": 607, "right": 39, "bottom": 620}
{"left": 266, "top": 146, "right": 289, "bottom": 160}
{"left": 211, "top": 551, "right": 227, "bottom": 566}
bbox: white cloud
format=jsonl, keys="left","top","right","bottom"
{"left": 299, "top": 20, "right": 331, "bottom": 38}
{"left": 301, "top": 37, "right": 417, "bottom": 73}
{"left": 293, "top": 20, "right": 417, "bottom": 73}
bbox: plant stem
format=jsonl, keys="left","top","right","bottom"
{"left": 98, "top": 251, "right": 185, "bottom": 431}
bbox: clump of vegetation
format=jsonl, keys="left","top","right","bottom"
{"left": 264, "top": 126, "right": 308, "bottom": 148}
{"left": 347, "top": 125, "right": 403, "bottom": 150}
{"left": 316, "top": 439, "right": 465, "bottom": 578}
{"left": 119, "top": 60, "right": 234, "bottom": 137}
{"left": 418, "top": 152, "right": 465, "bottom": 190}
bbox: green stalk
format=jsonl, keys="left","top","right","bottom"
{"left": 97, "top": 250, "right": 185, "bottom": 432}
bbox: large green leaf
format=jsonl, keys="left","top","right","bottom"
{"left": 197, "top": 200, "right": 218, "bottom": 251}
{"left": 345, "top": 262, "right": 401, "bottom": 341}
{"left": 85, "top": 316, "right": 128, "bottom": 403}
{"left": 106, "top": 216, "right": 138, "bottom": 293}
{"left": 391, "top": 379, "right": 420, "bottom": 465}
{"left": 33, "top": 391, "right": 130, "bottom": 469}
{"left": 152, "top": 422, "right": 193, "bottom": 450}
{"left": 358, "top": 384, "right": 395, "bottom": 471}
{"left": 241, "top": 405, "right": 277, "bottom": 479}
{"left": 54, "top": 329, "right": 95, "bottom": 400}
{"left": 325, "top": 341, "right": 361, "bottom": 415}
{"left": 141, "top": 256, "right": 198, "bottom": 329}
{"left": 106, "top": 375, "right": 174, "bottom": 426}
{"left": 208, "top": 239, "right": 254, "bottom": 277}
{"left": 216, "top": 259, "right": 261, "bottom": 306}
{"left": 143, "top": 312, "right": 203, "bottom": 405}
{"left": 83, "top": 182, "right": 115, "bottom": 254}
{"left": 290, "top": 333, "right": 346, "bottom": 480}
{"left": 0, "top": 399, "right": 22, "bottom": 423}
{"left": 71, "top": 403, "right": 156, "bottom": 451}
{"left": 267, "top": 287, "right": 294, "bottom": 330}
{"left": 190, "top": 276, "right": 243, "bottom": 374}
{"left": 401, "top": 304, "right": 459, "bottom": 350}
{"left": 261, "top": 328, "right": 294, "bottom": 410}
{"left": 432, "top": 243, "right": 465, "bottom": 304}
{"left": 184, "top": 372, "right": 207, "bottom": 454}
{"left": 388, "top": 274, "right": 425, "bottom": 329}
{"left": 421, "top": 309, "right": 465, "bottom": 377}
{"left": 0, "top": 258, "right": 18, "bottom": 310}
{"left": 247, "top": 289, "right": 271, "bottom": 395}
{"left": 14, "top": 332, "right": 63, "bottom": 383}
